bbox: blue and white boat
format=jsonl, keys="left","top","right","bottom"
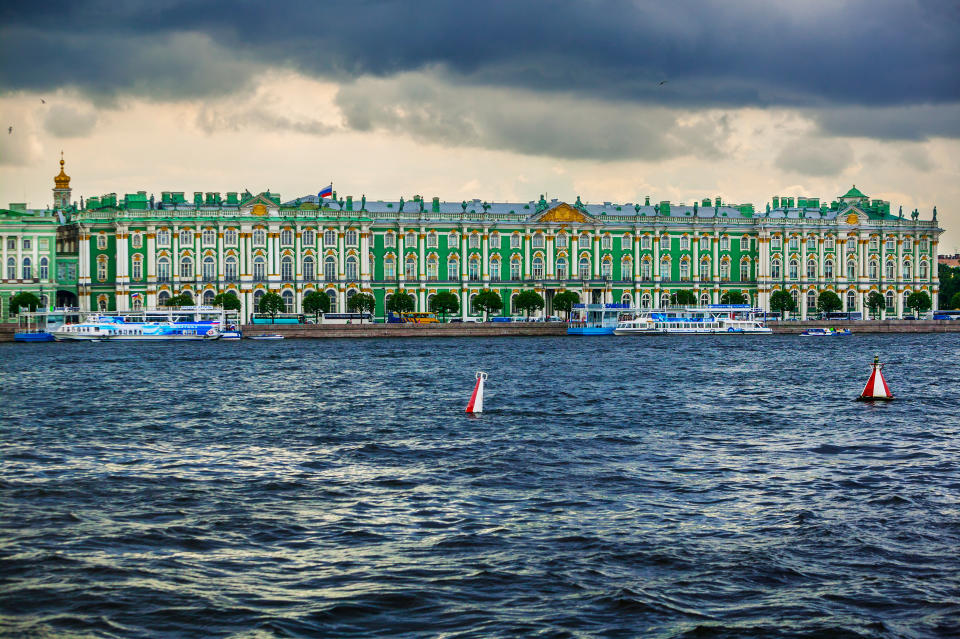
{"left": 800, "top": 327, "right": 852, "bottom": 336}
{"left": 52, "top": 306, "right": 239, "bottom": 341}
{"left": 614, "top": 305, "right": 772, "bottom": 335}
{"left": 15, "top": 308, "right": 83, "bottom": 342}
{"left": 568, "top": 303, "right": 630, "bottom": 335}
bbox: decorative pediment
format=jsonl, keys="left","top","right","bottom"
{"left": 531, "top": 202, "right": 595, "bottom": 224}
{"left": 240, "top": 193, "right": 280, "bottom": 214}
{"left": 839, "top": 205, "right": 863, "bottom": 226}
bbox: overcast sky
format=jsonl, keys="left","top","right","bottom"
{"left": 1, "top": 0, "right": 958, "bottom": 249}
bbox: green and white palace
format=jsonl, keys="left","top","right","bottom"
{"left": 2, "top": 157, "right": 946, "bottom": 322}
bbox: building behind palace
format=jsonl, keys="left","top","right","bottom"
{"left": 0, "top": 157, "right": 946, "bottom": 322}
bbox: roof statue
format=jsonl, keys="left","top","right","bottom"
{"left": 536, "top": 194, "right": 547, "bottom": 213}
{"left": 418, "top": 196, "right": 425, "bottom": 213}
{"left": 361, "top": 194, "right": 366, "bottom": 211}
{"left": 634, "top": 203, "right": 641, "bottom": 214}
{"left": 899, "top": 205, "right": 903, "bottom": 218}
{"left": 933, "top": 206, "right": 937, "bottom": 222}
{"left": 766, "top": 202, "right": 771, "bottom": 213}
{"left": 398, "top": 196, "right": 404, "bottom": 212}
{"left": 911, "top": 208, "right": 919, "bottom": 220}
{"left": 693, "top": 201, "right": 698, "bottom": 216}
{"left": 654, "top": 204, "right": 660, "bottom": 216}
{"left": 337, "top": 197, "right": 345, "bottom": 211}
{"left": 461, "top": 200, "right": 468, "bottom": 213}
{"left": 482, "top": 201, "right": 491, "bottom": 213}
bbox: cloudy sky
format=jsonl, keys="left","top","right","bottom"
{"left": 1, "top": 0, "right": 958, "bottom": 248}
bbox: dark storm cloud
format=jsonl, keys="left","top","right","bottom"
{"left": 2, "top": 0, "right": 957, "bottom": 107}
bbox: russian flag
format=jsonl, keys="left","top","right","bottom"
{"left": 318, "top": 184, "right": 333, "bottom": 198}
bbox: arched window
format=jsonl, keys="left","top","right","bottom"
{"left": 679, "top": 260, "right": 689, "bottom": 280}
{"left": 302, "top": 256, "right": 315, "bottom": 281}
{"left": 622, "top": 293, "right": 633, "bottom": 306}
{"left": 807, "top": 259, "right": 817, "bottom": 279}
{"left": 641, "top": 293, "right": 651, "bottom": 308}
{"left": 39, "top": 256, "right": 49, "bottom": 280}
{"left": 641, "top": 260, "right": 651, "bottom": 281}
{"left": 158, "top": 257, "right": 170, "bottom": 282}
{"left": 869, "top": 259, "right": 879, "bottom": 280}
{"left": 699, "top": 260, "right": 711, "bottom": 281}
{"left": 740, "top": 260, "right": 750, "bottom": 282}
{"left": 903, "top": 260, "right": 912, "bottom": 280}
{"left": 771, "top": 258, "right": 782, "bottom": 280}
{"left": 324, "top": 256, "right": 336, "bottom": 280}
{"left": 282, "top": 290, "right": 294, "bottom": 313}
{"left": 919, "top": 261, "right": 929, "bottom": 279}
{"left": 22, "top": 257, "right": 32, "bottom": 279}
{"left": 508, "top": 294, "right": 517, "bottom": 314}
{"left": 131, "top": 233, "right": 143, "bottom": 249}
{"left": 324, "top": 230, "right": 337, "bottom": 247}
{"left": 97, "top": 256, "right": 108, "bottom": 282}
{"left": 384, "top": 256, "right": 396, "bottom": 279}
{"left": 203, "top": 289, "right": 216, "bottom": 306}
{"left": 885, "top": 260, "right": 895, "bottom": 280}
{"left": 157, "top": 290, "right": 170, "bottom": 305}
{"left": 469, "top": 256, "right": 481, "bottom": 281}
{"left": 531, "top": 256, "right": 545, "bottom": 280}
{"left": 719, "top": 261, "right": 730, "bottom": 280}
{"left": 203, "top": 256, "right": 216, "bottom": 281}
{"left": 824, "top": 259, "right": 834, "bottom": 279}
{"left": 679, "top": 235, "right": 690, "bottom": 251}
{"left": 621, "top": 257, "right": 632, "bottom": 280}
{"left": 251, "top": 256, "right": 266, "bottom": 281}
{"left": 660, "top": 292, "right": 671, "bottom": 308}
{"left": 791, "top": 289, "right": 800, "bottom": 309}
{"left": 327, "top": 289, "right": 337, "bottom": 312}
{"left": 902, "top": 290, "right": 910, "bottom": 312}
{"left": 846, "top": 290, "right": 857, "bottom": 311}
{"left": 512, "top": 258, "right": 523, "bottom": 280}
{"left": 253, "top": 229, "right": 266, "bottom": 246}
{"left": 404, "top": 256, "right": 416, "bottom": 279}
{"left": 490, "top": 256, "right": 502, "bottom": 281}
{"left": 807, "top": 290, "right": 817, "bottom": 309}
{"left": 345, "top": 230, "right": 358, "bottom": 246}
{"left": 660, "top": 257, "right": 670, "bottom": 279}
{"left": 345, "top": 256, "right": 358, "bottom": 280}
{"left": 281, "top": 255, "right": 294, "bottom": 280}
{"left": 254, "top": 289, "right": 265, "bottom": 310}
{"left": 132, "top": 296, "right": 142, "bottom": 311}
{"left": 885, "top": 290, "right": 895, "bottom": 310}
{"left": 448, "top": 256, "right": 460, "bottom": 279}
{"left": 699, "top": 292, "right": 710, "bottom": 306}
{"left": 225, "top": 256, "right": 238, "bottom": 281}
{"left": 202, "top": 229, "right": 216, "bottom": 246}
{"left": 427, "top": 255, "right": 438, "bottom": 279}
{"left": 180, "top": 256, "right": 193, "bottom": 279}
{"left": 846, "top": 260, "right": 856, "bottom": 281}
{"left": 789, "top": 259, "right": 799, "bottom": 280}
{"left": 426, "top": 231, "right": 438, "bottom": 248}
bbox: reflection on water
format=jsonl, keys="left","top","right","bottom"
{"left": 1, "top": 335, "right": 959, "bottom": 638}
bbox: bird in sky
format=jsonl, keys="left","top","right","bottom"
{"left": 658, "top": 80, "right": 668, "bottom": 86}
{"left": 7, "top": 126, "right": 11, "bottom": 134}
{"left": 41, "top": 98, "right": 46, "bottom": 104}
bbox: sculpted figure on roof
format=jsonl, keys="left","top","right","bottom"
{"left": 398, "top": 196, "right": 404, "bottom": 212}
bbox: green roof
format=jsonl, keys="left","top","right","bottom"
{"left": 842, "top": 185, "right": 866, "bottom": 198}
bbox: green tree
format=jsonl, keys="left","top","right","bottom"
{"left": 552, "top": 290, "right": 580, "bottom": 320}
{"left": 514, "top": 290, "right": 545, "bottom": 320}
{"left": 817, "top": 291, "right": 843, "bottom": 316}
{"left": 347, "top": 292, "right": 376, "bottom": 323}
{"left": 386, "top": 291, "right": 416, "bottom": 319}
{"left": 670, "top": 290, "right": 697, "bottom": 306}
{"left": 769, "top": 290, "right": 797, "bottom": 319}
{"left": 258, "top": 292, "right": 285, "bottom": 323}
{"left": 163, "top": 292, "right": 193, "bottom": 307}
{"left": 8, "top": 291, "right": 41, "bottom": 315}
{"left": 906, "top": 291, "right": 932, "bottom": 318}
{"left": 951, "top": 291, "right": 960, "bottom": 311}
{"left": 472, "top": 290, "right": 503, "bottom": 321}
{"left": 302, "top": 290, "right": 330, "bottom": 323}
{"left": 428, "top": 291, "right": 460, "bottom": 322}
{"left": 938, "top": 264, "right": 960, "bottom": 308}
{"left": 866, "top": 291, "right": 885, "bottom": 319}
{"left": 720, "top": 290, "right": 746, "bottom": 305}
{"left": 212, "top": 292, "right": 242, "bottom": 311}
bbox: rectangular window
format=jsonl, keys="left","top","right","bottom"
{"left": 720, "top": 236, "right": 729, "bottom": 251}
{"left": 789, "top": 237, "right": 799, "bottom": 251}
{"left": 23, "top": 238, "right": 32, "bottom": 250}
{"left": 469, "top": 233, "right": 480, "bottom": 249}
{"left": 601, "top": 235, "right": 612, "bottom": 250}
{"left": 679, "top": 236, "right": 690, "bottom": 251}
{"left": 885, "top": 238, "right": 895, "bottom": 252}
{"left": 385, "top": 232, "right": 396, "bottom": 248}
{"left": 511, "top": 234, "right": 521, "bottom": 249}
{"left": 869, "top": 237, "right": 879, "bottom": 251}
{"left": 556, "top": 234, "right": 568, "bottom": 249}
{"left": 157, "top": 230, "right": 170, "bottom": 247}
{"left": 771, "top": 237, "right": 782, "bottom": 251}
{"left": 203, "top": 229, "right": 217, "bottom": 246}
{"left": 824, "top": 237, "right": 834, "bottom": 251}
{"left": 511, "top": 261, "right": 521, "bottom": 280}
{"left": 132, "top": 259, "right": 142, "bottom": 280}
{"left": 40, "top": 238, "right": 50, "bottom": 250}
{"left": 6, "top": 238, "right": 15, "bottom": 250}
{"left": 97, "top": 234, "right": 107, "bottom": 250}
{"left": 641, "top": 236, "right": 651, "bottom": 250}
{"left": 426, "top": 233, "right": 438, "bottom": 248}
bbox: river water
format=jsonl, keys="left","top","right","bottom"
{"left": 1, "top": 335, "right": 959, "bottom": 638}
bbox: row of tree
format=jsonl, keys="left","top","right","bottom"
{"left": 768, "top": 289, "right": 933, "bottom": 319}
{"left": 939, "top": 264, "right": 960, "bottom": 309}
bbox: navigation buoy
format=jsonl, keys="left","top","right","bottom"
{"left": 857, "top": 355, "right": 894, "bottom": 401}
{"left": 466, "top": 371, "right": 488, "bottom": 414}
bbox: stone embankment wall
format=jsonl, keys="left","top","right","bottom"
{"left": 0, "top": 325, "right": 16, "bottom": 342}
{"left": 768, "top": 320, "right": 960, "bottom": 334}
{"left": 240, "top": 322, "right": 568, "bottom": 339}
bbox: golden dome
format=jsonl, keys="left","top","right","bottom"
{"left": 54, "top": 152, "right": 70, "bottom": 189}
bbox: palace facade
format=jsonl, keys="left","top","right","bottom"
{"left": 1, "top": 158, "right": 945, "bottom": 322}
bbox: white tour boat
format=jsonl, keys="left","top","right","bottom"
{"left": 614, "top": 305, "right": 772, "bottom": 335}
{"left": 52, "top": 306, "right": 240, "bottom": 341}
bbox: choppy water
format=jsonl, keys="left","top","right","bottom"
{"left": 2, "top": 335, "right": 959, "bottom": 638}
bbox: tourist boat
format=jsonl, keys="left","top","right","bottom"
{"left": 614, "top": 305, "right": 772, "bottom": 335}
{"left": 800, "top": 327, "right": 852, "bottom": 336}
{"left": 15, "top": 308, "right": 83, "bottom": 342}
{"left": 220, "top": 330, "right": 243, "bottom": 340}
{"left": 51, "top": 306, "right": 239, "bottom": 342}
{"left": 568, "top": 303, "right": 630, "bottom": 335}
{"left": 247, "top": 334, "right": 284, "bottom": 340}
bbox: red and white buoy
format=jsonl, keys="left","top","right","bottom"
{"left": 857, "top": 355, "right": 894, "bottom": 401}
{"left": 465, "top": 371, "right": 488, "bottom": 414}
